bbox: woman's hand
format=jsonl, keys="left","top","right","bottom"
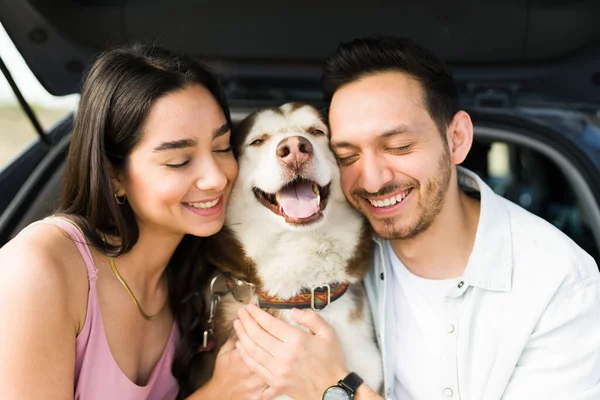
{"left": 188, "top": 339, "right": 279, "bottom": 400}
{"left": 233, "top": 304, "right": 350, "bottom": 400}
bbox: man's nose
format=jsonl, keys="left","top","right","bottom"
{"left": 360, "top": 153, "right": 394, "bottom": 194}
{"left": 276, "top": 136, "right": 313, "bottom": 169}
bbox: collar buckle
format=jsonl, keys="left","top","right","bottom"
{"left": 311, "top": 284, "right": 331, "bottom": 311}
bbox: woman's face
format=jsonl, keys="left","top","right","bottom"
{"left": 113, "top": 84, "right": 238, "bottom": 238}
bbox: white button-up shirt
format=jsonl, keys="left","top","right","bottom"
{"left": 364, "top": 167, "right": 600, "bottom": 399}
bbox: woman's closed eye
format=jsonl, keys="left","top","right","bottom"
{"left": 214, "top": 145, "right": 232, "bottom": 153}
{"left": 164, "top": 159, "right": 191, "bottom": 169}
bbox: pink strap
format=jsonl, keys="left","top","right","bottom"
{"left": 38, "top": 217, "right": 99, "bottom": 282}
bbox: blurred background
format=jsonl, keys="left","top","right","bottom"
{"left": 0, "top": 21, "right": 78, "bottom": 169}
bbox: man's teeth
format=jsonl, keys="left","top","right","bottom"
{"left": 187, "top": 198, "right": 219, "bottom": 209}
{"left": 369, "top": 191, "right": 410, "bottom": 208}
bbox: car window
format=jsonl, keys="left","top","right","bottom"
{"left": 465, "top": 139, "right": 600, "bottom": 265}
{"left": 0, "top": 101, "right": 37, "bottom": 168}
{"left": 0, "top": 22, "right": 77, "bottom": 170}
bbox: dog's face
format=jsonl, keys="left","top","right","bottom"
{"left": 228, "top": 103, "right": 344, "bottom": 231}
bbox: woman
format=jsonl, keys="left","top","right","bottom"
{"left": 0, "top": 45, "right": 272, "bottom": 400}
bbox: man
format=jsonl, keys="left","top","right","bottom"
{"left": 233, "top": 36, "right": 600, "bottom": 400}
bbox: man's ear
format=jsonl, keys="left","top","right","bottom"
{"left": 446, "top": 110, "right": 473, "bottom": 165}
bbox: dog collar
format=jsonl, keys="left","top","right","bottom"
{"left": 197, "top": 275, "right": 350, "bottom": 353}
{"left": 225, "top": 277, "right": 349, "bottom": 311}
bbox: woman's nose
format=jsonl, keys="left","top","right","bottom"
{"left": 195, "top": 156, "right": 228, "bottom": 192}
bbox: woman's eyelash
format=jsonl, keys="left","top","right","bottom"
{"left": 214, "top": 146, "right": 232, "bottom": 153}
{"left": 164, "top": 146, "right": 232, "bottom": 168}
{"left": 165, "top": 159, "right": 191, "bottom": 168}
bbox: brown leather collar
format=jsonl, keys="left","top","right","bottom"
{"left": 225, "top": 276, "right": 349, "bottom": 311}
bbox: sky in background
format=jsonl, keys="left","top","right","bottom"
{"left": 0, "top": 22, "right": 79, "bottom": 109}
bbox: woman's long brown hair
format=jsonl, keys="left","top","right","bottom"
{"left": 56, "top": 44, "right": 230, "bottom": 396}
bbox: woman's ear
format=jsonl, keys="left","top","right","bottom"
{"left": 446, "top": 111, "right": 473, "bottom": 165}
{"left": 108, "top": 164, "right": 127, "bottom": 197}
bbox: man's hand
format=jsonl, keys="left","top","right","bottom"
{"left": 233, "top": 304, "right": 349, "bottom": 399}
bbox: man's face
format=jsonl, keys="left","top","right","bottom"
{"left": 329, "top": 71, "right": 452, "bottom": 240}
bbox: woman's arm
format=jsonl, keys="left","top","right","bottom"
{"left": 0, "top": 228, "right": 78, "bottom": 399}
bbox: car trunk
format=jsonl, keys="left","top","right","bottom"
{"left": 1, "top": 0, "right": 600, "bottom": 106}
{"left": 1, "top": 0, "right": 600, "bottom": 257}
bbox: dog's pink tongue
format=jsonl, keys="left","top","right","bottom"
{"left": 278, "top": 183, "right": 319, "bottom": 218}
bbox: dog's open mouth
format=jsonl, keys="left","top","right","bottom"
{"left": 253, "top": 178, "right": 331, "bottom": 225}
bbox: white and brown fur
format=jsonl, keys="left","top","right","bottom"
{"left": 195, "top": 103, "right": 383, "bottom": 396}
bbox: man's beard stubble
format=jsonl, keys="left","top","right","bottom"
{"left": 353, "top": 147, "right": 452, "bottom": 240}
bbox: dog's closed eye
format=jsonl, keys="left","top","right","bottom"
{"left": 248, "top": 134, "right": 270, "bottom": 147}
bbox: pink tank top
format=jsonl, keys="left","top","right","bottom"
{"left": 39, "top": 217, "right": 180, "bottom": 400}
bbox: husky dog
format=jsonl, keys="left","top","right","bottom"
{"left": 195, "top": 103, "right": 383, "bottom": 397}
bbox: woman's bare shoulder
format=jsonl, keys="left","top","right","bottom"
{"left": 2, "top": 220, "right": 83, "bottom": 272}
{"left": 0, "top": 220, "right": 90, "bottom": 326}
{"left": 0, "top": 220, "right": 84, "bottom": 396}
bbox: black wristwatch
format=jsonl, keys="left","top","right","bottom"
{"left": 322, "top": 372, "right": 364, "bottom": 400}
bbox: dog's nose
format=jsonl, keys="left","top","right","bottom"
{"left": 276, "top": 136, "right": 313, "bottom": 168}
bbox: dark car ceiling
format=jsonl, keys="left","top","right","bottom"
{"left": 1, "top": 0, "right": 600, "bottom": 105}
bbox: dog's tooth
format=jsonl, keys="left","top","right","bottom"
{"left": 312, "top": 183, "right": 319, "bottom": 196}
{"left": 275, "top": 192, "right": 280, "bottom": 204}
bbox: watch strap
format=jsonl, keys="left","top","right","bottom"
{"left": 338, "top": 372, "right": 364, "bottom": 395}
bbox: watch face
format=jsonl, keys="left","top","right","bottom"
{"left": 323, "top": 386, "right": 351, "bottom": 400}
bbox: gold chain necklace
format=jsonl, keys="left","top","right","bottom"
{"left": 101, "top": 234, "right": 166, "bottom": 321}
{"left": 107, "top": 256, "right": 166, "bottom": 321}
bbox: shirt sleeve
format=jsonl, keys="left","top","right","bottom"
{"left": 502, "top": 275, "right": 600, "bottom": 400}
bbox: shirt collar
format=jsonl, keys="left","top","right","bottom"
{"left": 372, "top": 166, "right": 513, "bottom": 293}
{"left": 458, "top": 166, "right": 513, "bottom": 292}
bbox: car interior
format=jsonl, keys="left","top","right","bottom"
{"left": 463, "top": 139, "right": 600, "bottom": 263}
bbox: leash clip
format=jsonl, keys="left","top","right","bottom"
{"left": 199, "top": 275, "right": 227, "bottom": 352}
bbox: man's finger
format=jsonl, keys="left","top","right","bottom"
{"left": 290, "top": 308, "right": 333, "bottom": 337}
{"left": 242, "top": 373, "right": 268, "bottom": 391}
{"left": 235, "top": 339, "right": 274, "bottom": 384}
{"left": 245, "top": 303, "right": 303, "bottom": 342}
{"left": 237, "top": 307, "right": 283, "bottom": 353}
{"left": 261, "top": 385, "right": 280, "bottom": 400}
{"left": 233, "top": 319, "right": 277, "bottom": 371}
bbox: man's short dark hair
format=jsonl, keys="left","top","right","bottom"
{"left": 322, "top": 36, "right": 460, "bottom": 136}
